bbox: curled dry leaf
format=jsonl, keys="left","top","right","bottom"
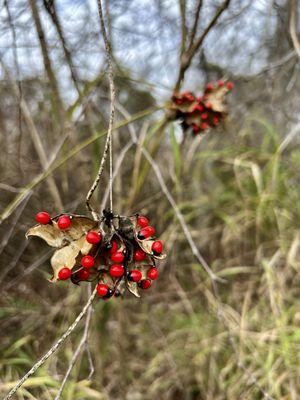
{"left": 26, "top": 215, "right": 98, "bottom": 247}
{"left": 50, "top": 236, "right": 93, "bottom": 282}
{"left": 205, "top": 86, "right": 229, "bottom": 114}
{"left": 137, "top": 238, "right": 166, "bottom": 260}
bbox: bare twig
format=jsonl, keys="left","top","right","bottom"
{"left": 54, "top": 286, "right": 93, "bottom": 400}
{"left": 86, "top": 0, "right": 116, "bottom": 218}
{"left": 188, "top": 0, "right": 203, "bottom": 48}
{"left": 289, "top": 0, "right": 300, "bottom": 60}
{"left": 3, "top": 286, "right": 98, "bottom": 400}
{"left": 179, "top": 0, "right": 188, "bottom": 56}
{"left": 29, "top": 0, "right": 65, "bottom": 124}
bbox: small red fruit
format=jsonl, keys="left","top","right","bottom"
{"left": 109, "top": 264, "right": 124, "bottom": 278}
{"left": 213, "top": 116, "right": 219, "bottom": 125}
{"left": 205, "top": 102, "right": 212, "bottom": 109}
{"left": 193, "top": 124, "right": 200, "bottom": 133}
{"left": 107, "top": 240, "right": 118, "bottom": 254}
{"left": 201, "top": 113, "right": 208, "bottom": 120}
{"left": 111, "top": 251, "right": 125, "bottom": 263}
{"left": 193, "top": 104, "right": 204, "bottom": 112}
{"left": 86, "top": 231, "right": 102, "bottom": 244}
{"left": 35, "top": 211, "right": 51, "bottom": 225}
{"left": 217, "top": 79, "right": 224, "bottom": 87}
{"left": 152, "top": 240, "right": 163, "bottom": 255}
{"left": 147, "top": 267, "right": 159, "bottom": 280}
{"left": 138, "top": 226, "right": 155, "bottom": 239}
{"left": 77, "top": 269, "right": 90, "bottom": 281}
{"left": 134, "top": 248, "right": 146, "bottom": 262}
{"left": 57, "top": 215, "right": 71, "bottom": 230}
{"left": 201, "top": 122, "right": 209, "bottom": 130}
{"left": 227, "top": 81, "right": 234, "bottom": 90}
{"left": 140, "top": 279, "right": 152, "bottom": 289}
{"left": 196, "top": 96, "right": 202, "bottom": 102}
{"left": 137, "top": 215, "right": 149, "bottom": 228}
{"left": 97, "top": 283, "right": 109, "bottom": 297}
{"left": 58, "top": 267, "right": 72, "bottom": 280}
{"left": 128, "top": 269, "right": 142, "bottom": 282}
{"left": 206, "top": 82, "right": 214, "bottom": 91}
{"left": 175, "top": 98, "right": 183, "bottom": 105}
{"left": 81, "top": 255, "right": 95, "bottom": 269}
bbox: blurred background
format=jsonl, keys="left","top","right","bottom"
{"left": 1, "top": 0, "right": 300, "bottom": 399}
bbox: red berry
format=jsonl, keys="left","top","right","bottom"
{"left": 227, "top": 81, "right": 234, "bottom": 90}
{"left": 201, "top": 122, "right": 210, "bottom": 130}
{"left": 205, "top": 102, "right": 212, "bottom": 109}
{"left": 138, "top": 226, "right": 155, "bottom": 239}
{"left": 58, "top": 267, "right": 72, "bottom": 280}
{"left": 77, "top": 269, "right": 90, "bottom": 281}
{"left": 107, "top": 241, "right": 118, "bottom": 254}
{"left": 140, "top": 279, "right": 152, "bottom": 289}
{"left": 206, "top": 83, "right": 214, "bottom": 91}
{"left": 81, "top": 255, "right": 95, "bottom": 269}
{"left": 147, "top": 267, "right": 159, "bottom": 280}
{"left": 35, "top": 211, "right": 51, "bottom": 225}
{"left": 137, "top": 215, "right": 149, "bottom": 228}
{"left": 152, "top": 240, "right": 163, "bottom": 254}
{"left": 109, "top": 264, "right": 124, "bottom": 278}
{"left": 111, "top": 251, "right": 125, "bottom": 263}
{"left": 86, "top": 231, "right": 102, "bottom": 244}
{"left": 193, "top": 124, "right": 200, "bottom": 133}
{"left": 128, "top": 269, "right": 142, "bottom": 282}
{"left": 217, "top": 79, "right": 224, "bottom": 87}
{"left": 182, "top": 91, "right": 194, "bottom": 101}
{"left": 97, "top": 283, "right": 109, "bottom": 297}
{"left": 193, "top": 104, "right": 203, "bottom": 112}
{"left": 201, "top": 113, "right": 208, "bottom": 120}
{"left": 134, "top": 248, "right": 146, "bottom": 262}
{"left": 196, "top": 96, "right": 202, "bottom": 102}
{"left": 57, "top": 215, "right": 71, "bottom": 230}
{"left": 213, "top": 116, "right": 219, "bottom": 125}
{"left": 175, "top": 98, "right": 183, "bottom": 105}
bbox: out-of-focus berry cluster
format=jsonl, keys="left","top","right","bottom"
{"left": 171, "top": 80, "right": 233, "bottom": 134}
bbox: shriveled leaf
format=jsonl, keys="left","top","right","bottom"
{"left": 126, "top": 279, "right": 140, "bottom": 297}
{"left": 205, "top": 86, "right": 229, "bottom": 114}
{"left": 50, "top": 236, "right": 93, "bottom": 282}
{"left": 26, "top": 215, "right": 98, "bottom": 248}
{"left": 137, "top": 239, "right": 166, "bottom": 260}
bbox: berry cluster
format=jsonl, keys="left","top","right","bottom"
{"left": 171, "top": 80, "right": 233, "bottom": 134}
{"left": 28, "top": 211, "right": 166, "bottom": 299}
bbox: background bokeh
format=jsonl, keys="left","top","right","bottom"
{"left": 1, "top": 1, "right": 300, "bottom": 399}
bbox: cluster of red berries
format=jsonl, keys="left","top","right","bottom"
{"left": 171, "top": 80, "right": 233, "bottom": 134}
{"left": 31, "top": 211, "right": 166, "bottom": 299}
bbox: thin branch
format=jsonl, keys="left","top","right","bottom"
{"left": 179, "top": 0, "right": 188, "bottom": 56}
{"left": 54, "top": 286, "right": 93, "bottom": 400}
{"left": 289, "top": 0, "right": 300, "bottom": 60}
{"left": 3, "top": 286, "right": 98, "bottom": 400}
{"left": 188, "top": 0, "right": 203, "bottom": 48}
{"left": 28, "top": 0, "right": 65, "bottom": 125}
{"left": 175, "top": 0, "right": 231, "bottom": 91}
{"left": 86, "top": 0, "right": 116, "bottom": 218}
